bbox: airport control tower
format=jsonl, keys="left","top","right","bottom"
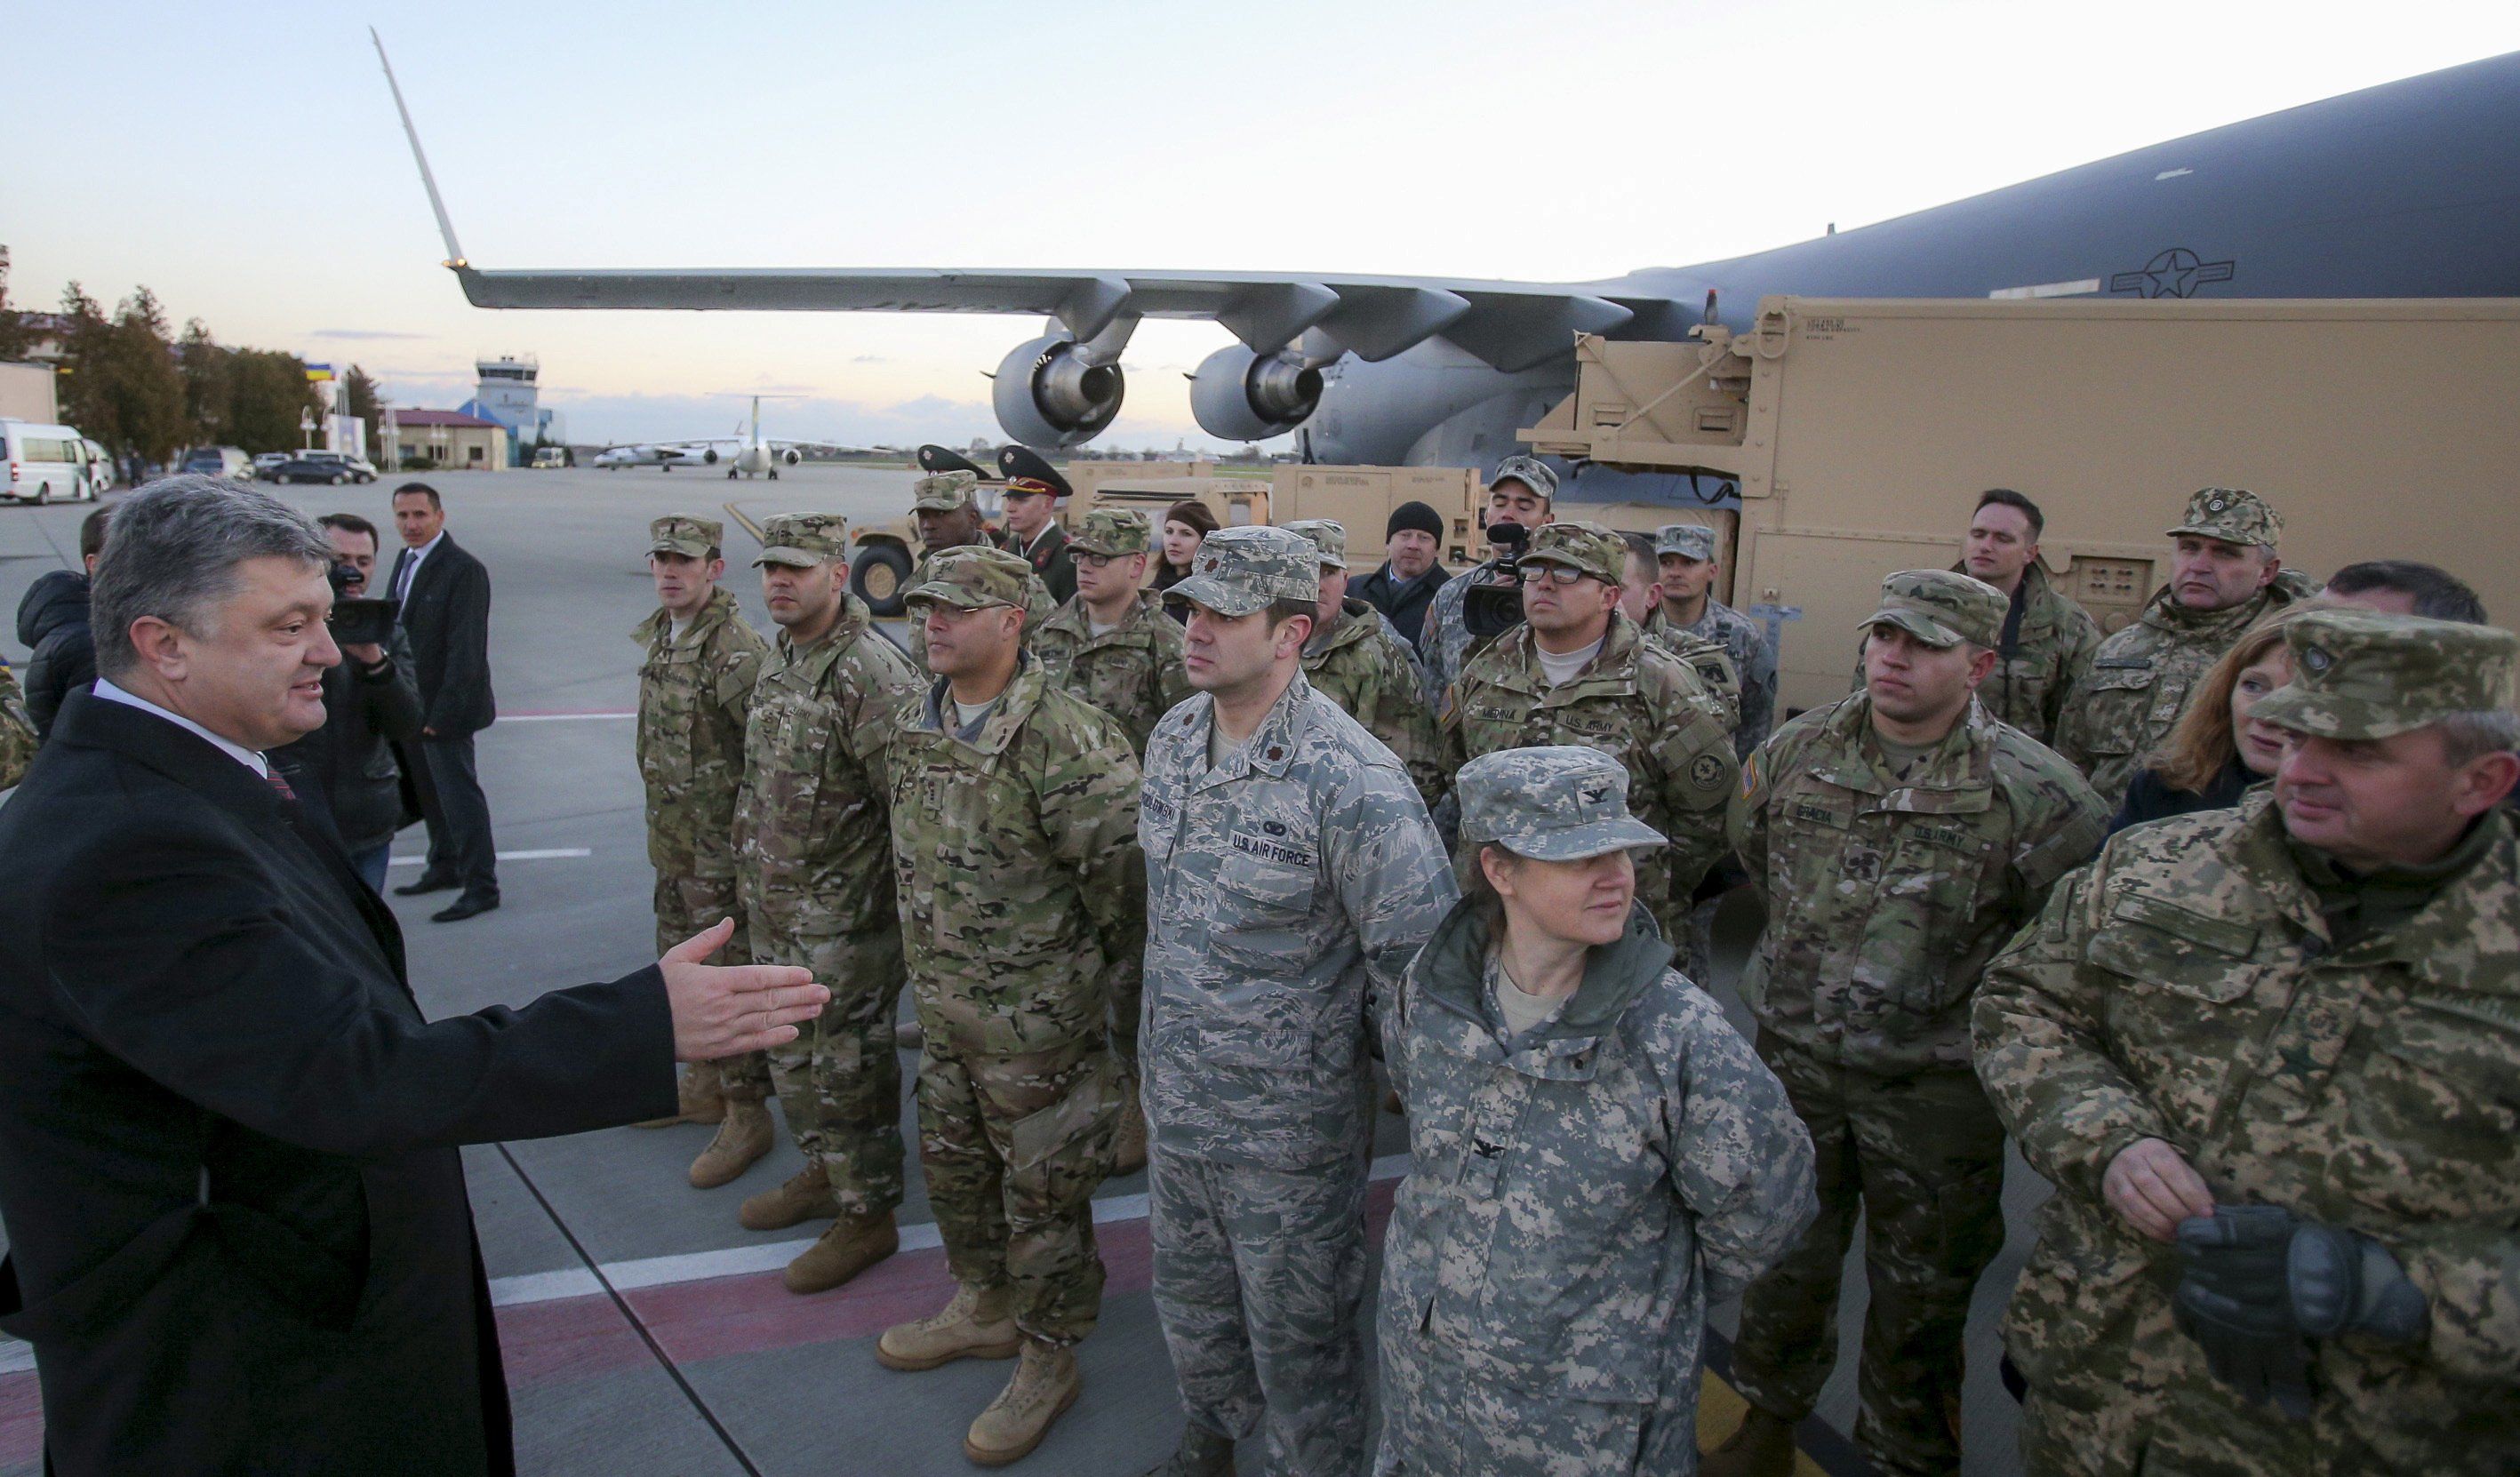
{"left": 460, "top": 354, "right": 565, "bottom": 464}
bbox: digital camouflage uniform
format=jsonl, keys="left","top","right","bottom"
{"left": 1443, "top": 523, "right": 1740, "bottom": 954}
{"left": 890, "top": 547, "right": 1146, "bottom": 1348}
{"left": 1974, "top": 611, "right": 2520, "bottom": 1477}
{"left": 1374, "top": 748, "right": 1817, "bottom": 1476}
{"left": 736, "top": 513, "right": 925, "bottom": 1216}
{"left": 1726, "top": 570, "right": 2108, "bottom": 1475}
{"left": 2052, "top": 489, "right": 2313, "bottom": 803}
{"left": 1636, "top": 609, "right": 1744, "bottom": 735}
{"left": 1030, "top": 507, "right": 1192, "bottom": 761}
{"left": 636, "top": 519, "right": 774, "bottom": 1102}
{"left": 1140, "top": 527, "right": 1457, "bottom": 1476}
{"left": 1651, "top": 522, "right": 1777, "bottom": 758}
{"left": 1417, "top": 454, "right": 1559, "bottom": 710}
{"left": 0, "top": 659, "right": 34, "bottom": 791}
{"left": 1284, "top": 519, "right": 1449, "bottom": 813}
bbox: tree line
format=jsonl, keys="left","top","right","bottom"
{"left": 0, "top": 245, "right": 385, "bottom": 465}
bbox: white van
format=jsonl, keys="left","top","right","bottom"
{"left": 80, "top": 438, "right": 115, "bottom": 497}
{"left": 1, "top": 421, "right": 98, "bottom": 504}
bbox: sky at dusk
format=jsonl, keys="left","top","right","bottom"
{"left": 12, "top": 1, "right": 2518, "bottom": 449}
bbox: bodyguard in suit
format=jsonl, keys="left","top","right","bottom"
{"left": 0, "top": 478, "right": 830, "bottom": 1477}
{"left": 386, "top": 482, "right": 502, "bottom": 921}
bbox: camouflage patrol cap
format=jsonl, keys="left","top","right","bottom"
{"left": 1280, "top": 518, "right": 1349, "bottom": 571}
{"left": 910, "top": 470, "right": 980, "bottom": 513}
{"left": 1654, "top": 523, "right": 1719, "bottom": 563}
{"left": 1069, "top": 507, "right": 1154, "bottom": 557}
{"left": 1860, "top": 569, "right": 2007, "bottom": 650}
{"left": 1519, "top": 521, "right": 1625, "bottom": 585}
{"left": 902, "top": 545, "right": 1034, "bottom": 611}
{"left": 2167, "top": 487, "right": 2283, "bottom": 548}
{"left": 1170, "top": 525, "right": 1320, "bottom": 617}
{"left": 2250, "top": 608, "right": 2517, "bottom": 740}
{"left": 753, "top": 511, "right": 849, "bottom": 569}
{"left": 1488, "top": 454, "right": 1559, "bottom": 501}
{"left": 1458, "top": 746, "right": 1668, "bottom": 861}
{"left": 649, "top": 514, "right": 723, "bottom": 559}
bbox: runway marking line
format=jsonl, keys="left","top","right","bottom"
{"left": 388, "top": 848, "right": 592, "bottom": 866}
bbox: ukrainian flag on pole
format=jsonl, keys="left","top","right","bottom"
{"left": 305, "top": 363, "right": 335, "bottom": 383}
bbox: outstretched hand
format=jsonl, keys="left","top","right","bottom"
{"left": 660, "top": 918, "right": 828, "bottom": 1062}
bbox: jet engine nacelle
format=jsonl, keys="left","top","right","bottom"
{"left": 780, "top": 447, "right": 801, "bottom": 467}
{"left": 1190, "top": 345, "right": 1324, "bottom": 443}
{"left": 993, "top": 334, "right": 1124, "bottom": 448}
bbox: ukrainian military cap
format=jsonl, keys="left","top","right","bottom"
{"left": 2167, "top": 487, "right": 2283, "bottom": 547}
{"left": 1655, "top": 523, "right": 1719, "bottom": 563}
{"left": 649, "top": 514, "right": 722, "bottom": 559}
{"left": 903, "top": 546, "right": 1034, "bottom": 611}
{"left": 1170, "top": 525, "right": 1320, "bottom": 618}
{"left": 2250, "top": 609, "right": 2517, "bottom": 740}
{"left": 1458, "top": 746, "right": 1668, "bottom": 860}
{"left": 1488, "top": 453, "right": 1558, "bottom": 501}
{"left": 916, "top": 443, "right": 991, "bottom": 479}
{"left": 752, "top": 511, "right": 849, "bottom": 569}
{"left": 911, "top": 470, "right": 980, "bottom": 513}
{"left": 1280, "top": 518, "right": 1349, "bottom": 570}
{"left": 1519, "top": 521, "right": 1625, "bottom": 585}
{"left": 997, "top": 444, "right": 1073, "bottom": 500}
{"left": 1860, "top": 569, "right": 2007, "bottom": 650}
{"left": 1069, "top": 507, "right": 1153, "bottom": 557}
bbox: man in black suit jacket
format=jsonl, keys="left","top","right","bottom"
{"left": 0, "top": 478, "right": 828, "bottom": 1477}
{"left": 386, "top": 482, "right": 502, "bottom": 920}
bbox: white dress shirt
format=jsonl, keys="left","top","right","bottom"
{"left": 92, "top": 676, "right": 271, "bottom": 778}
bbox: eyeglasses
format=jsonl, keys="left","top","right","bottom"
{"left": 1076, "top": 551, "right": 1137, "bottom": 569}
{"left": 1516, "top": 565, "right": 1591, "bottom": 587}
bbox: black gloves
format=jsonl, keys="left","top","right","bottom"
{"left": 2172, "top": 1204, "right": 2429, "bottom": 1420}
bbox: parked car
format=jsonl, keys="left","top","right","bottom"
{"left": 268, "top": 457, "right": 357, "bottom": 486}
{"left": 298, "top": 449, "right": 380, "bottom": 483}
{"left": 531, "top": 446, "right": 567, "bottom": 469}
{"left": 179, "top": 446, "right": 255, "bottom": 480}
{"left": 252, "top": 451, "right": 293, "bottom": 477}
{"left": 2, "top": 420, "right": 101, "bottom": 504}
{"left": 80, "top": 438, "right": 116, "bottom": 497}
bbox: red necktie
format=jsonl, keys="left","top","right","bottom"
{"left": 266, "top": 769, "right": 296, "bottom": 802}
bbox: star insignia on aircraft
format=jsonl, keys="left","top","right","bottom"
{"left": 2108, "top": 247, "right": 2236, "bottom": 298}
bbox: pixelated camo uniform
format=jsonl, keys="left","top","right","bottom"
{"left": 1031, "top": 587, "right": 1192, "bottom": 760}
{"left": 1373, "top": 896, "right": 1817, "bottom": 1475}
{"left": 1973, "top": 796, "right": 2520, "bottom": 1477}
{"left": 734, "top": 595, "right": 924, "bottom": 1216}
{"left": 1636, "top": 606, "right": 1745, "bottom": 738}
{"left": 889, "top": 659, "right": 1145, "bottom": 1345}
{"left": 1304, "top": 597, "right": 1450, "bottom": 812}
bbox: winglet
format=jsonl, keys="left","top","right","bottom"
{"left": 371, "top": 28, "right": 468, "bottom": 269}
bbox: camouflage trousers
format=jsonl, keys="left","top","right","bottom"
{"left": 917, "top": 1034, "right": 1120, "bottom": 1347}
{"left": 1148, "top": 1139, "right": 1371, "bottom": 1477}
{"left": 1732, "top": 1033, "right": 2006, "bottom": 1477}
{"left": 655, "top": 866, "right": 769, "bottom": 1101}
{"left": 754, "top": 922, "right": 908, "bottom": 1218}
{"left": 1374, "top": 1332, "right": 1694, "bottom": 1477}
{"left": 1109, "top": 972, "right": 1140, "bottom": 1077}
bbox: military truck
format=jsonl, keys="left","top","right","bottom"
{"left": 1523, "top": 296, "right": 2520, "bottom": 714}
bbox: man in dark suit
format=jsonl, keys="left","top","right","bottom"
{"left": 0, "top": 478, "right": 828, "bottom": 1477}
{"left": 996, "top": 445, "right": 1076, "bottom": 603}
{"left": 386, "top": 482, "right": 501, "bottom": 921}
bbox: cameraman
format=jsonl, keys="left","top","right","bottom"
{"left": 276, "top": 513, "right": 423, "bottom": 891}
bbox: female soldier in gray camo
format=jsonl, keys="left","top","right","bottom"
{"left": 1373, "top": 746, "right": 1818, "bottom": 1476}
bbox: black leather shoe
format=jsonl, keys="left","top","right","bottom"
{"left": 431, "top": 894, "right": 501, "bottom": 922}
{"left": 393, "top": 872, "right": 460, "bottom": 897}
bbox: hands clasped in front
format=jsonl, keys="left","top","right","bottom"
{"left": 660, "top": 918, "right": 828, "bottom": 1061}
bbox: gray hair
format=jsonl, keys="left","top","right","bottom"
{"left": 2436, "top": 708, "right": 2520, "bottom": 768}
{"left": 91, "top": 476, "right": 335, "bottom": 678}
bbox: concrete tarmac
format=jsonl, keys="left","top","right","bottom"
{"left": 0, "top": 464, "right": 2052, "bottom": 1475}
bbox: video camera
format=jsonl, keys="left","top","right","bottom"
{"left": 326, "top": 563, "right": 399, "bottom": 650}
{"left": 1461, "top": 522, "right": 1530, "bottom": 643}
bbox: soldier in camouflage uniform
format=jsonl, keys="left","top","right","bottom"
{"left": 2054, "top": 487, "right": 2317, "bottom": 804}
{"left": 1418, "top": 454, "right": 1557, "bottom": 709}
{"left": 1032, "top": 507, "right": 1192, "bottom": 759}
{"left": 729, "top": 512, "right": 927, "bottom": 1294}
{"left": 628, "top": 516, "right": 777, "bottom": 1185}
{"left": 905, "top": 471, "right": 1055, "bottom": 674}
{"left": 1282, "top": 518, "right": 1448, "bottom": 811}
{"left": 0, "top": 658, "right": 34, "bottom": 790}
{"left": 1443, "top": 521, "right": 1739, "bottom": 956}
{"left": 1645, "top": 523, "right": 1769, "bottom": 752}
{"left": 1373, "top": 746, "right": 1817, "bottom": 1476}
{"left": 1974, "top": 609, "right": 2520, "bottom": 1477}
{"left": 1953, "top": 490, "right": 2102, "bottom": 745}
{"left": 1138, "top": 527, "right": 1456, "bottom": 1477}
{"left": 875, "top": 547, "right": 1144, "bottom": 1465}
{"left": 1711, "top": 570, "right": 2107, "bottom": 1477}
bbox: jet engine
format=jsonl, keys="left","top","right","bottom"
{"left": 1189, "top": 345, "right": 1324, "bottom": 442}
{"left": 992, "top": 334, "right": 1124, "bottom": 448}
{"left": 780, "top": 447, "right": 801, "bottom": 466}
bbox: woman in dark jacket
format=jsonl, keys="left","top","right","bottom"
{"left": 2108, "top": 609, "right": 2299, "bottom": 835}
{"left": 1150, "top": 499, "right": 1218, "bottom": 619}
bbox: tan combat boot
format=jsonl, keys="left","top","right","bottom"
{"left": 782, "top": 1209, "right": 899, "bottom": 1294}
{"left": 1140, "top": 1425, "right": 1233, "bottom": 1476}
{"left": 1110, "top": 1073, "right": 1148, "bottom": 1177}
{"left": 1700, "top": 1407, "right": 1796, "bottom": 1477}
{"left": 635, "top": 1061, "right": 728, "bottom": 1128}
{"left": 686, "top": 1099, "right": 772, "bottom": 1188}
{"left": 963, "top": 1339, "right": 1080, "bottom": 1467}
{"left": 738, "top": 1161, "right": 838, "bottom": 1229}
{"left": 876, "top": 1282, "right": 1021, "bottom": 1371}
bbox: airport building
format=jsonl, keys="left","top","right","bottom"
{"left": 459, "top": 354, "right": 564, "bottom": 465}
{"left": 390, "top": 408, "right": 509, "bottom": 470}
